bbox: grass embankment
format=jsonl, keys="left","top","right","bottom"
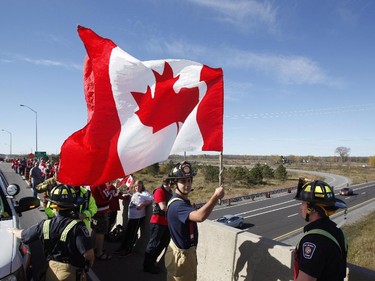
{"left": 342, "top": 211, "right": 375, "bottom": 271}
{"left": 287, "top": 163, "right": 375, "bottom": 185}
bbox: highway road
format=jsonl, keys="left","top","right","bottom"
{"left": 209, "top": 171, "right": 375, "bottom": 242}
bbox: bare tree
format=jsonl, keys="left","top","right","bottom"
{"left": 335, "top": 146, "right": 351, "bottom": 162}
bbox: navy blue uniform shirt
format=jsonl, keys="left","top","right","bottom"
{"left": 298, "top": 217, "right": 347, "bottom": 281}
{"left": 167, "top": 194, "right": 198, "bottom": 249}
{"left": 21, "top": 213, "right": 92, "bottom": 268}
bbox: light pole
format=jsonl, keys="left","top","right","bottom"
{"left": 20, "top": 104, "right": 38, "bottom": 152}
{"left": 1, "top": 129, "right": 12, "bottom": 155}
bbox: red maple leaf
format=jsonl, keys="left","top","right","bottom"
{"left": 131, "top": 62, "right": 199, "bottom": 133}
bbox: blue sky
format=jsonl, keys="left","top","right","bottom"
{"left": 1, "top": 0, "right": 374, "bottom": 157}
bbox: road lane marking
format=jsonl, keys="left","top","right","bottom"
{"left": 274, "top": 197, "right": 375, "bottom": 241}
{"left": 235, "top": 199, "right": 296, "bottom": 216}
{"left": 288, "top": 213, "right": 299, "bottom": 218}
{"left": 243, "top": 203, "right": 300, "bottom": 219}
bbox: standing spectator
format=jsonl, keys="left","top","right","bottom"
{"left": 29, "top": 161, "right": 44, "bottom": 198}
{"left": 106, "top": 181, "right": 121, "bottom": 234}
{"left": 293, "top": 179, "right": 347, "bottom": 281}
{"left": 143, "top": 178, "right": 173, "bottom": 274}
{"left": 115, "top": 180, "right": 153, "bottom": 257}
{"left": 117, "top": 176, "right": 133, "bottom": 233}
{"left": 165, "top": 161, "right": 224, "bottom": 281}
{"left": 44, "top": 162, "right": 53, "bottom": 180}
{"left": 20, "top": 157, "right": 27, "bottom": 176}
{"left": 39, "top": 160, "right": 47, "bottom": 178}
{"left": 40, "top": 162, "right": 52, "bottom": 208}
{"left": 90, "top": 184, "right": 112, "bottom": 261}
{"left": 12, "top": 159, "right": 20, "bottom": 173}
{"left": 8, "top": 184, "right": 94, "bottom": 281}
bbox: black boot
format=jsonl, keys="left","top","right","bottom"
{"left": 143, "top": 252, "right": 160, "bottom": 274}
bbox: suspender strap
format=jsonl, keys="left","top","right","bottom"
{"left": 60, "top": 220, "right": 79, "bottom": 242}
{"left": 167, "top": 197, "right": 183, "bottom": 208}
{"left": 42, "top": 219, "right": 80, "bottom": 242}
{"left": 297, "top": 228, "right": 346, "bottom": 253}
{"left": 167, "top": 197, "right": 195, "bottom": 246}
{"left": 189, "top": 221, "right": 195, "bottom": 244}
{"left": 43, "top": 219, "right": 51, "bottom": 240}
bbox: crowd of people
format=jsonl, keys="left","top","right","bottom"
{"left": 7, "top": 159, "right": 348, "bottom": 281}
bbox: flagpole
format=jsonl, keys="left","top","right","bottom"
{"left": 219, "top": 152, "right": 223, "bottom": 186}
{"left": 218, "top": 152, "right": 223, "bottom": 205}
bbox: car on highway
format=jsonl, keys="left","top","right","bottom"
{"left": 216, "top": 215, "right": 244, "bottom": 229}
{"left": 0, "top": 170, "right": 40, "bottom": 281}
{"left": 339, "top": 187, "right": 353, "bottom": 196}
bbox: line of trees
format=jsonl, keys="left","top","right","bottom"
{"left": 200, "top": 163, "right": 288, "bottom": 185}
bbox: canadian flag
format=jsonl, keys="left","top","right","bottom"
{"left": 58, "top": 26, "right": 223, "bottom": 186}
{"left": 118, "top": 175, "right": 134, "bottom": 190}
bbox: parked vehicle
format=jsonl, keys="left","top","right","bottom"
{"left": 339, "top": 187, "right": 353, "bottom": 196}
{"left": 216, "top": 214, "right": 244, "bottom": 229}
{"left": 0, "top": 170, "right": 40, "bottom": 281}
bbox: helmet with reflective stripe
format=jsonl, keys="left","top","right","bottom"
{"left": 295, "top": 180, "right": 346, "bottom": 209}
{"left": 167, "top": 161, "right": 196, "bottom": 180}
{"left": 47, "top": 184, "right": 84, "bottom": 208}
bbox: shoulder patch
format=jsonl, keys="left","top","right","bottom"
{"left": 302, "top": 242, "right": 316, "bottom": 259}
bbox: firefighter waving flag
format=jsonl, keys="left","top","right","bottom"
{"left": 58, "top": 26, "right": 223, "bottom": 186}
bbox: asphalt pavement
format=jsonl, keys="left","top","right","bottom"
{"left": 88, "top": 240, "right": 166, "bottom": 281}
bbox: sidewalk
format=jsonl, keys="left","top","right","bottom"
{"left": 89, "top": 239, "right": 166, "bottom": 281}
{"left": 88, "top": 191, "right": 166, "bottom": 281}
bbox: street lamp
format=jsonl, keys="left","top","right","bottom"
{"left": 1, "top": 129, "right": 12, "bottom": 155}
{"left": 20, "top": 104, "right": 38, "bottom": 152}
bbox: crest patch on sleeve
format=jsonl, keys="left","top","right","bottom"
{"left": 302, "top": 242, "right": 316, "bottom": 259}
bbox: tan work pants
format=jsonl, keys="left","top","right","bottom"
{"left": 45, "top": 260, "right": 86, "bottom": 281}
{"left": 165, "top": 240, "right": 198, "bottom": 281}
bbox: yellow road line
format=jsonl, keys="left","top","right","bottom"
{"left": 274, "top": 197, "right": 375, "bottom": 241}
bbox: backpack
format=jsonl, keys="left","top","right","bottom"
{"left": 107, "top": 224, "right": 124, "bottom": 242}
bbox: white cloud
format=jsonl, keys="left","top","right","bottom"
{"left": 224, "top": 104, "right": 375, "bottom": 120}
{"left": 4, "top": 54, "right": 82, "bottom": 70}
{"left": 225, "top": 50, "right": 343, "bottom": 86}
{"left": 147, "top": 38, "right": 342, "bottom": 87}
{"left": 188, "top": 0, "right": 278, "bottom": 32}
{"left": 23, "top": 57, "right": 82, "bottom": 70}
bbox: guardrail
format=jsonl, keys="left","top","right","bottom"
{"left": 195, "top": 185, "right": 297, "bottom": 208}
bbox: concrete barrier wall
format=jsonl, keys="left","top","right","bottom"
{"left": 197, "top": 220, "right": 294, "bottom": 281}
{"left": 197, "top": 220, "right": 375, "bottom": 281}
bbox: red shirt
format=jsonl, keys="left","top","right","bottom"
{"left": 150, "top": 187, "right": 171, "bottom": 225}
{"left": 90, "top": 184, "right": 112, "bottom": 213}
{"left": 106, "top": 183, "right": 120, "bottom": 212}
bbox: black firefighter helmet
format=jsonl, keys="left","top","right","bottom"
{"left": 47, "top": 184, "right": 84, "bottom": 209}
{"left": 295, "top": 179, "right": 347, "bottom": 210}
{"left": 167, "top": 161, "right": 196, "bottom": 181}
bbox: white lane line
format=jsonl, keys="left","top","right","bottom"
{"left": 235, "top": 199, "right": 296, "bottom": 216}
{"left": 288, "top": 213, "right": 299, "bottom": 218}
{"left": 213, "top": 192, "right": 295, "bottom": 212}
{"left": 243, "top": 203, "right": 300, "bottom": 219}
